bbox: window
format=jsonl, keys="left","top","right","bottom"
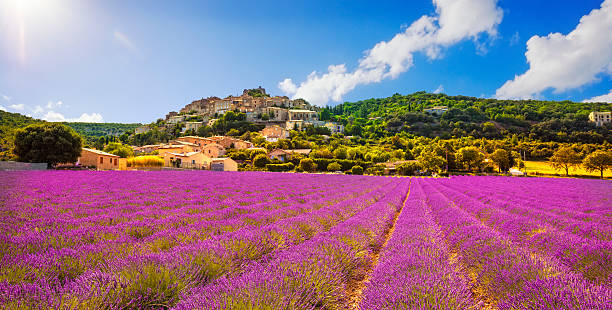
{"left": 100, "top": 157, "right": 103, "bottom": 164}
{"left": 114, "top": 158, "right": 118, "bottom": 165}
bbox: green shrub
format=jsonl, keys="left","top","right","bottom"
{"left": 253, "top": 154, "right": 271, "bottom": 168}
{"left": 327, "top": 162, "right": 341, "bottom": 171}
{"left": 298, "top": 158, "right": 317, "bottom": 172}
{"left": 351, "top": 165, "right": 364, "bottom": 175}
{"left": 266, "top": 162, "right": 295, "bottom": 172}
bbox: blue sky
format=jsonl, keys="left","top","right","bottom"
{"left": 0, "top": 0, "right": 611, "bottom": 123}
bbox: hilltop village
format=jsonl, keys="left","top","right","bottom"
{"left": 73, "top": 87, "right": 344, "bottom": 172}
{"left": 159, "top": 87, "right": 344, "bottom": 135}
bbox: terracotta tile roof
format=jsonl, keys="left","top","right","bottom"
{"left": 82, "top": 148, "right": 120, "bottom": 157}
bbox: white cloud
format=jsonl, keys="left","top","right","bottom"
{"left": 46, "top": 100, "right": 63, "bottom": 109}
{"left": 114, "top": 31, "right": 139, "bottom": 54}
{"left": 583, "top": 89, "right": 612, "bottom": 103}
{"left": 42, "top": 111, "right": 68, "bottom": 122}
{"left": 8, "top": 103, "right": 25, "bottom": 110}
{"left": 73, "top": 112, "right": 104, "bottom": 122}
{"left": 33, "top": 105, "right": 44, "bottom": 114}
{"left": 496, "top": 0, "right": 612, "bottom": 99}
{"left": 433, "top": 85, "right": 445, "bottom": 94}
{"left": 279, "top": 0, "right": 503, "bottom": 106}
{"left": 1, "top": 94, "right": 10, "bottom": 101}
{"left": 0, "top": 105, "right": 6, "bottom": 111}
{"left": 41, "top": 110, "right": 104, "bottom": 122}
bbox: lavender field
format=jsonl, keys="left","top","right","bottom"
{"left": 0, "top": 171, "right": 610, "bottom": 309}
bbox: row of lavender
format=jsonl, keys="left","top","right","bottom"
{"left": 1, "top": 172, "right": 610, "bottom": 308}
{"left": 361, "top": 177, "right": 611, "bottom": 309}
{"left": 0, "top": 171, "right": 403, "bottom": 308}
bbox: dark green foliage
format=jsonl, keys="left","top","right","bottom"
{"left": 490, "top": 149, "right": 514, "bottom": 172}
{"left": 351, "top": 165, "right": 364, "bottom": 175}
{"left": 0, "top": 110, "right": 42, "bottom": 160}
{"left": 311, "top": 158, "right": 371, "bottom": 172}
{"left": 397, "top": 162, "right": 422, "bottom": 176}
{"left": 298, "top": 158, "right": 317, "bottom": 172}
{"left": 253, "top": 154, "right": 271, "bottom": 168}
{"left": 266, "top": 162, "right": 295, "bottom": 172}
{"left": 212, "top": 111, "right": 264, "bottom": 136}
{"left": 64, "top": 122, "right": 141, "bottom": 143}
{"left": 326, "top": 92, "right": 612, "bottom": 142}
{"left": 14, "top": 123, "right": 82, "bottom": 166}
{"left": 327, "top": 162, "right": 341, "bottom": 171}
{"left": 103, "top": 142, "right": 134, "bottom": 158}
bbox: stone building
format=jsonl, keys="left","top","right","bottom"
{"left": 589, "top": 111, "right": 611, "bottom": 126}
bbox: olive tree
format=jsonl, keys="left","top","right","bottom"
{"left": 14, "top": 123, "right": 82, "bottom": 167}
{"left": 582, "top": 150, "right": 612, "bottom": 179}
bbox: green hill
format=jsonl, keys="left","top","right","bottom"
{"left": 63, "top": 122, "right": 141, "bottom": 141}
{"left": 0, "top": 110, "right": 42, "bottom": 160}
{"left": 321, "top": 92, "right": 612, "bottom": 143}
{"left": 0, "top": 110, "right": 141, "bottom": 160}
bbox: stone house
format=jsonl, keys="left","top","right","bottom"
{"left": 163, "top": 151, "right": 208, "bottom": 169}
{"left": 78, "top": 148, "right": 126, "bottom": 170}
{"left": 202, "top": 143, "right": 226, "bottom": 158}
{"left": 261, "top": 125, "right": 290, "bottom": 142}
{"left": 589, "top": 111, "right": 611, "bottom": 126}
{"left": 210, "top": 157, "right": 238, "bottom": 171}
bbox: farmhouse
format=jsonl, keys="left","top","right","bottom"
{"left": 78, "top": 148, "right": 126, "bottom": 170}
{"left": 184, "top": 121, "right": 204, "bottom": 132}
{"left": 424, "top": 106, "right": 449, "bottom": 116}
{"left": 589, "top": 111, "right": 611, "bottom": 126}
{"left": 261, "top": 125, "right": 290, "bottom": 142}
{"left": 210, "top": 157, "right": 238, "bottom": 171}
{"left": 324, "top": 122, "right": 344, "bottom": 134}
{"left": 157, "top": 144, "right": 194, "bottom": 156}
{"left": 132, "top": 144, "right": 161, "bottom": 154}
{"left": 202, "top": 143, "right": 226, "bottom": 158}
{"left": 208, "top": 136, "right": 253, "bottom": 149}
{"left": 269, "top": 149, "right": 312, "bottom": 162}
{"left": 288, "top": 109, "right": 318, "bottom": 121}
{"left": 163, "top": 151, "right": 207, "bottom": 169}
{"left": 176, "top": 136, "right": 214, "bottom": 146}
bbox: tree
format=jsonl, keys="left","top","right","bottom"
{"left": 549, "top": 146, "right": 581, "bottom": 176}
{"left": 490, "top": 149, "right": 511, "bottom": 173}
{"left": 94, "top": 136, "right": 106, "bottom": 150}
{"left": 103, "top": 142, "right": 134, "bottom": 158}
{"left": 14, "top": 123, "right": 82, "bottom": 167}
{"left": 253, "top": 154, "right": 271, "bottom": 168}
{"left": 197, "top": 125, "right": 213, "bottom": 137}
{"left": 397, "top": 161, "right": 422, "bottom": 176}
{"left": 327, "top": 162, "right": 341, "bottom": 172}
{"left": 417, "top": 151, "right": 446, "bottom": 174}
{"left": 299, "top": 158, "right": 317, "bottom": 172}
{"left": 227, "top": 129, "right": 240, "bottom": 136}
{"left": 456, "top": 146, "right": 485, "bottom": 172}
{"left": 582, "top": 150, "right": 612, "bottom": 179}
{"left": 351, "top": 165, "right": 364, "bottom": 175}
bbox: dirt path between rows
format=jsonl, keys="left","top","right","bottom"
{"left": 344, "top": 180, "right": 412, "bottom": 310}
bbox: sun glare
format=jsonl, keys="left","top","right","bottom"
{"left": 1, "top": 0, "right": 67, "bottom": 65}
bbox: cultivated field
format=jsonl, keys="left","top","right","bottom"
{"left": 0, "top": 171, "right": 610, "bottom": 309}
{"left": 524, "top": 160, "right": 612, "bottom": 178}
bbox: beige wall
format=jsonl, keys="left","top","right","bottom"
{"left": 164, "top": 152, "right": 209, "bottom": 169}
{"left": 211, "top": 158, "right": 238, "bottom": 171}
{"left": 78, "top": 150, "right": 122, "bottom": 170}
{"left": 202, "top": 145, "right": 225, "bottom": 158}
